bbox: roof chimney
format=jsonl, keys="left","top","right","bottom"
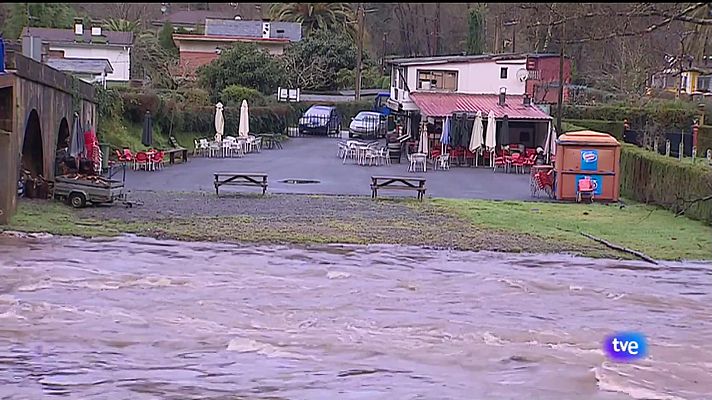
{"left": 262, "top": 21, "right": 271, "bottom": 39}
{"left": 74, "top": 18, "right": 83, "bottom": 35}
{"left": 523, "top": 93, "right": 531, "bottom": 106}
{"left": 262, "top": 19, "right": 271, "bottom": 39}
{"left": 498, "top": 87, "right": 507, "bottom": 106}
{"left": 91, "top": 20, "right": 102, "bottom": 37}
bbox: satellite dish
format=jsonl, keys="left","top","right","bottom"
{"left": 517, "top": 69, "right": 528, "bottom": 82}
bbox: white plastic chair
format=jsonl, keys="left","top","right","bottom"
{"left": 221, "top": 140, "right": 233, "bottom": 158}
{"left": 408, "top": 153, "right": 427, "bottom": 173}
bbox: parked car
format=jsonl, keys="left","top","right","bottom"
{"left": 298, "top": 105, "right": 342, "bottom": 136}
{"left": 349, "top": 111, "right": 387, "bottom": 139}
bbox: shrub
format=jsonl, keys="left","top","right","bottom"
{"left": 562, "top": 119, "right": 625, "bottom": 139}
{"left": 620, "top": 144, "right": 712, "bottom": 224}
{"left": 96, "top": 87, "right": 123, "bottom": 123}
{"left": 220, "top": 85, "right": 268, "bottom": 107}
{"left": 198, "top": 42, "right": 286, "bottom": 99}
{"left": 560, "top": 102, "right": 698, "bottom": 131}
{"left": 120, "top": 91, "right": 161, "bottom": 123}
{"left": 181, "top": 88, "right": 211, "bottom": 107}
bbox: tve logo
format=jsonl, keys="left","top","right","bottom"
{"left": 603, "top": 332, "right": 648, "bottom": 362}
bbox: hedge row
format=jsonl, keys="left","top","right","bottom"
{"left": 114, "top": 88, "right": 373, "bottom": 136}
{"left": 560, "top": 103, "right": 699, "bottom": 130}
{"left": 620, "top": 144, "right": 712, "bottom": 224}
{"left": 562, "top": 119, "right": 625, "bottom": 139}
{"left": 166, "top": 101, "right": 373, "bottom": 136}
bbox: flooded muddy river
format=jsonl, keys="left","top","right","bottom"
{"left": 0, "top": 234, "right": 711, "bottom": 400}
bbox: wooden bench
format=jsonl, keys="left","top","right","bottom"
{"left": 166, "top": 136, "right": 188, "bottom": 164}
{"left": 214, "top": 172, "right": 268, "bottom": 196}
{"left": 165, "top": 148, "right": 188, "bottom": 164}
{"left": 371, "top": 175, "right": 426, "bottom": 201}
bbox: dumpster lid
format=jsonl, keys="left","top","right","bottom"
{"left": 556, "top": 130, "right": 620, "bottom": 146}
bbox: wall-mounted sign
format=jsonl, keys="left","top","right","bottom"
{"left": 277, "top": 87, "right": 300, "bottom": 103}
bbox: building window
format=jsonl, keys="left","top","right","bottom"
{"left": 397, "top": 67, "right": 406, "bottom": 90}
{"left": 500, "top": 67, "right": 508, "bottom": 79}
{"left": 417, "top": 70, "right": 458, "bottom": 91}
{"left": 698, "top": 76, "right": 712, "bottom": 92}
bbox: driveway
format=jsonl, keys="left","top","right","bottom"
{"left": 123, "top": 137, "right": 533, "bottom": 200}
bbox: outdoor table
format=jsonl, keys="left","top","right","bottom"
{"left": 371, "top": 175, "right": 427, "bottom": 201}
{"left": 214, "top": 172, "right": 268, "bottom": 196}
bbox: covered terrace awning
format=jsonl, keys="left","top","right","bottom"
{"left": 408, "top": 92, "right": 553, "bottom": 120}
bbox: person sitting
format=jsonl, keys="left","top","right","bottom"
{"left": 535, "top": 147, "right": 547, "bottom": 165}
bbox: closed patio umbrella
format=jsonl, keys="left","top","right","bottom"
{"left": 418, "top": 122, "right": 429, "bottom": 155}
{"left": 214, "top": 102, "right": 224, "bottom": 142}
{"left": 68, "top": 113, "right": 84, "bottom": 159}
{"left": 485, "top": 110, "right": 497, "bottom": 150}
{"left": 440, "top": 116, "right": 451, "bottom": 154}
{"left": 142, "top": 111, "right": 153, "bottom": 147}
{"left": 544, "top": 122, "right": 557, "bottom": 162}
{"left": 238, "top": 99, "right": 249, "bottom": 139}
{"left": 501, "top": 114, "right": 510, "bottom": 147}
{"left": 469, "top": 111, "right": 484, "bottom": 165}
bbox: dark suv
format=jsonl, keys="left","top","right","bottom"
{"left": 298, "top": 105, "right": 342, "bottom": 136}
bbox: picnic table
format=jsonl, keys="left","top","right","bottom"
{"left": 214, "top": 172, "right": 268, "bottom": 196}
{"left": 371, "top": 175, "right": 427, "bottom": 201}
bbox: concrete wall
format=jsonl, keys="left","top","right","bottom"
{"left": 49, "top": 44, "right": 131, "bottom": 81}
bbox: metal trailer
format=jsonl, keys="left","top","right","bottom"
{"left": 53, "top": 176, "right": 126, "bottom": 208}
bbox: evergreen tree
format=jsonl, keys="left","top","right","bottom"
{"left": 466, "top": 8, "right": 485, "bottom": 55}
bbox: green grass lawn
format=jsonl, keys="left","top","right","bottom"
{"left": 6, "top": 198, "right": 712, "bottom": 261}
{"left": 433, "top": 198, "right": 712, "bottom": 261}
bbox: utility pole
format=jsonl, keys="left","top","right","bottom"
{"left": 355, "top": 3, "right": 364, "bottom": 101}
{"left": 503, "top": 20, "right": 519, "bottom": 53}
{"left": 382, "top": 32, "right": 388, "bottom": 74}
{"left": 556, "top": 22, "right": 565, "bottom": 139}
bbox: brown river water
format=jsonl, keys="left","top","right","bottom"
{"left": 1, "top": 233, "right": 711, "bottom": 400}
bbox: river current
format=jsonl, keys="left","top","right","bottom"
{"left": 1, "top": 234, "right": 711, "bottom": 399}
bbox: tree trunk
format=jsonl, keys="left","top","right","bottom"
{"left": 434, "top": 3, "right": 441, "bottom": 56}
{"left": 422, "top": 4, "right": 432, "bottom": 56}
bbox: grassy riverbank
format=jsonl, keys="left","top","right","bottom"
{"left": 5, "top": 193, "right": 712, "bottom": 261}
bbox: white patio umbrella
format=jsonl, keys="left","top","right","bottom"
{"left": 469, "top": 110, "right": 484, "bottom": 166}
{"left": 214, "top": 102, "right": 224, "bottom": 142}
{"left": 238, "top": 99, "right": 250, "bottom": 139}
{"left": 418, "top": 122, "right": 429, "bottom": 155}
{"left": 544, "top": 122, "right": 557, "bottom": 162}
{"left": 485, "top": 110, "right": 497, "bottom": 166}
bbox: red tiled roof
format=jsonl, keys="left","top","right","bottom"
{"left": 409, "top": 92, "right": 552, "bottom": 120}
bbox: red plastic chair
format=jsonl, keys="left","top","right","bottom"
{"left": 151, "top": 151, "right": 165, "bottom": 170}
{"left": 114, "top": 149, "right": 126, "bottom": 162}
{"left": 521, "top": 153, "right": 537, "bottom": 173}
{"left": 577, "top": 177, "right": 595, "bottom": 203}
{"left": 510, "top": 153, "right": 525, "bottom": 174}
{"left": 122, "top": 148, "right": 134, "bottom": 162}
{"left": 134, "top": 151, "right": 150, "bottom": 171}
{"left": 493, "top": 149, "right": 509, "bottom": 172}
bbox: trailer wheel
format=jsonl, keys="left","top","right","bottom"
{"left": 68, "top": 192, "right": 87, "bottom": 208}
